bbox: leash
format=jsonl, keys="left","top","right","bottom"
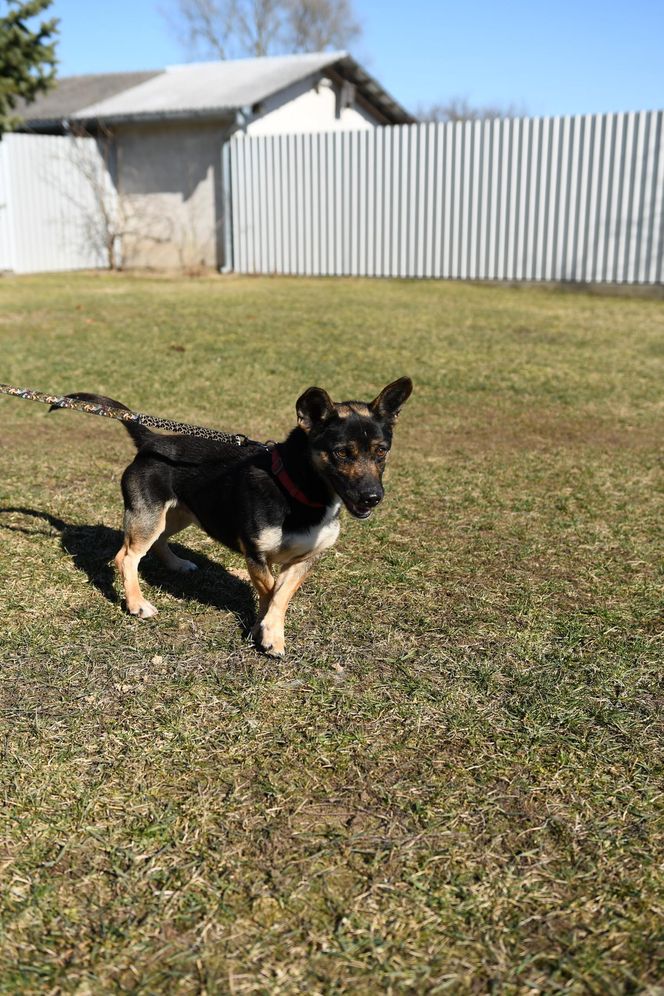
{"left": 1, "top": 382, "right": 327, "bottom": 508}
{"left": 0, "top": 382, "right": 253, "bottom": 447}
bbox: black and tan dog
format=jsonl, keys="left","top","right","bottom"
{"left": 61, "top": 378, "right": 412, "bottom": 656}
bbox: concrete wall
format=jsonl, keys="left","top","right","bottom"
{"left": 116, "top": 119, "right": 230, "bottom": 269}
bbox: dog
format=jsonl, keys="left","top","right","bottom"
{"left": 58, "top": 378, "right": 412, "bottom": 657}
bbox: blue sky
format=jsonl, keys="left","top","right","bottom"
{"left": 48, "top": 0, "right": 664, "bottom": 117}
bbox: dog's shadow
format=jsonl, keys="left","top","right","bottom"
{"left": 0, "top": 507, "right": 256, "bottom": 632}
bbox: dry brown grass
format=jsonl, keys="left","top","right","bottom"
{"left": 0, "top": 273, "right": 662, "bottom": 993}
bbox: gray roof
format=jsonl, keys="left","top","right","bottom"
{"left": 17, "top": 71, "right": 162, "bottom": 127}
{"left": 20, "top": 53, "right": 413, "bottom": 129}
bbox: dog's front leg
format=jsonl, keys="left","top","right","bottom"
{"left": 252, "top": 557, "right": 315, "bottom": 658}
{"left": 246, "top": 556, "right": 276, "bottom": 632}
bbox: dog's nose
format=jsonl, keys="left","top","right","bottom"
{"left": 360, "top": 491, "right": 382, "bottom": 508}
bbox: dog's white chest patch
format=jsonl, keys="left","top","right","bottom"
{"left": 256, "top": 502, "right": 341, "bottom": 565}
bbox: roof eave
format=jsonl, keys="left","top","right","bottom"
{"left": 333, "top": 55, "right": 416, "bottom": 125}
{"left": 13, "top": 119, "right": 68, "bottom": 133}
{"left": 70, "top": 107, "right": 237, "bottom": 128}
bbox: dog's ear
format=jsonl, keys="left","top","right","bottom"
{"left": 369, "top": 377, "right": 413, "bottom": 423}
{"left": 296, "top": 387, "right": 335, "bottom": 431}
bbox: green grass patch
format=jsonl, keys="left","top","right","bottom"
{"left": 1, "top": 272, "right": 662, "bottom": 993}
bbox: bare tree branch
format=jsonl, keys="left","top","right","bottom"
{"left": 62, "top": 126, "right": 174, "bottom": 270}
{"left": 417, "top": 97, "right": 528, "bottom": 124}
{"left": 163, "top": 0, "right": 361, "bottom": 59}
{"left": 234, "top": 0, "right": 283, "bottom": 57}
{"left": 163, "top": 0, "right": 228, "bottom": 59}
{"left": 285, "top": 0, "right": 360, "bottom": 52}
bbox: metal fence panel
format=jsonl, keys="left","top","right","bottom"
{"left": 229, "top": 111, "right": 664, "bottom": 283}
{"left": 0, "top": 133, "right": 115, "bottom": 274}
{"left": 0, "top": 138, "right": 15, "bottom": 270}
{"left": 3, "top": 115, "right": 662, "bottom": 281}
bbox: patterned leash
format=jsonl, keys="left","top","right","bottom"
{"left": 0, "top": 383, "right": 253, "bottom": 446}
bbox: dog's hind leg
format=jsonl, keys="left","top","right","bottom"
{"left": 153, "top": 505, "right": 198, "bottom": 573}
{"left": 246, "top": 557, "right": 276, "bottom": 629}
{"left": 114, "top": 501, "right": 171, "bottom": 619}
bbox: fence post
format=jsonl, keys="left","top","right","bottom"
{"left": 221, "top": 136, "right": 234, "bottom": 273}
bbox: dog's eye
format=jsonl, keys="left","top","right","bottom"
{"left": 375, "top": 446, "right": 389, "bottom": 458}
{"left": 332, "top": 447, "right": 349, "bottom": 460}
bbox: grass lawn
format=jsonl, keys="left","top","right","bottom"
{"left": 0, "top": 273, "right": 662, "bottom": 993}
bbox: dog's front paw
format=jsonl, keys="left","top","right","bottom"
{"left": 251, "top": 620, "right": 285, "bottom": 658}
{"left": 129, "top": 600, "right": 158, "bottom": 619}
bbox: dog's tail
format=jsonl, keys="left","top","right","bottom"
{"left": 49, "top": 392, "right": 154, "bottom": 449}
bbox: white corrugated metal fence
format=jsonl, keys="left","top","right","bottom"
{"left": 228, "top": 111, "right": 664, "bottom": 283}
{"left": 2, "top": 114, "right": 663, "bottom": 281}
{"left": 0, "top": 133, "right": 115, "bottom": 274}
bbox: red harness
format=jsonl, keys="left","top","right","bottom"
{"left": 271, "top": 447, "right": 324, "bottom": 508}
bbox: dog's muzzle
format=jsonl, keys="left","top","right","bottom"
{"left": 344, "top": 491, "right": 383, "bottom": 519}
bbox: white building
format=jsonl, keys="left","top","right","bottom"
{"left": 19, "top": 53, "right": 413, "bottom": 269}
